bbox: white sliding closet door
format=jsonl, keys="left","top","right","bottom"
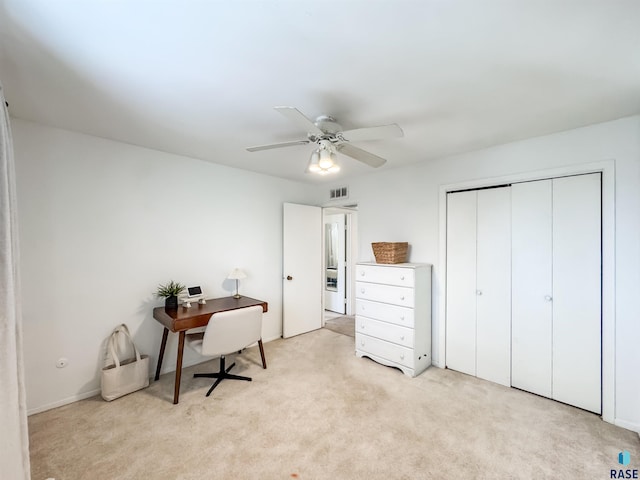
{"left": 445, "top": 191, "right": 477, "bottom": 377}
{"left": 446, "top": 187, "right": 511, "bottom": 385}
{"left": 476, "top": 187, "right": 511, "bottom": 386}
{"left": 511, "top": 180, "right": 553, "bottom": 397}
{"left": 552, "top": 174, "right": 601, "bottom": 413}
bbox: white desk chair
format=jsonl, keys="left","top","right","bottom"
{"left": 185, "top": 305, "right": 266, "bottom": 397}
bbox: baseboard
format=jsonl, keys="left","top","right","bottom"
{"left": 614, "top": 418, "right": 640, "bottom": 434}
{"left": 27, "top": 388, "right": 102, "bottom": 416}
{"left": 28, "top": 337, "right": 284, "bottom": 415}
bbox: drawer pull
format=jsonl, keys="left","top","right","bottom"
{"left": 361, "top": 288, "right": 365, "bottom": 294}
{"left": 400, "top": 296, "right": 405, "bottom": 301}
{"left": 400, "top": 353, "right": 405, "bottom": 360}
{"left": 400, "top": 316, "right": 405, "bottom": 320}
{"left": 400, "top": 335, "right": 405, "bottom": 341}
{"left": 400, "top": 275, "right": 405, "bottom": 280}
{"left": 360, "top": 271, "right": 365, "bottom": 276}
{"left": 360, "top": 340, "right": 365, "bottom": 346}
{"left": 360, "top": 324, "right": 365, "bottom": 329}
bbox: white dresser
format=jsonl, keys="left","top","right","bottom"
{"left": 355, "top": 262, "right": 432, "bottom": 377}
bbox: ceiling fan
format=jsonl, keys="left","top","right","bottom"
{"left": 246, "top": 106, "right": 404, "bottom": 174}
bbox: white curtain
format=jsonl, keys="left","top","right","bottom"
{"left": 0, "top": 83, "right": 31, "bottom": 478}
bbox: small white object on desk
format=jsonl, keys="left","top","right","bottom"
{"left": 180, "top": 285, "right": 204, "bottom": 307}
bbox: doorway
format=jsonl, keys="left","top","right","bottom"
{"left": 322, "top": 206, "right": 357, "bottom": 327}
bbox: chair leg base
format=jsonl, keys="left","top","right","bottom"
{"left": 193, "top": 357, "right": 252, "bottom": 397}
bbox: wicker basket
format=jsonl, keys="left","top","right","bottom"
{"left": 371, "top": 242, "right": 408, "bottom": 264}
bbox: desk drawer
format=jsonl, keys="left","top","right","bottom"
{"left": 356, "top": 333, "right": 414, "bottom": 369}
{"left": 356, "top": 265, "right": 415, "bottom": 287}
{"left": 356, "top": 316, "right": 414, "bottom": 348}
{"left": 356, "top": 282, "right": 414, "bottom": 307}
{"left": 356, "top": 299, "right": 414, "bottom": 328}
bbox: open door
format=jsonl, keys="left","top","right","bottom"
{"left": 282, "top": 203, "right": 322, "bottom": 338}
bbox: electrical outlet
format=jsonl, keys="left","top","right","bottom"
{"left": 56, "top": 358, "right": 68, "bottom": 368}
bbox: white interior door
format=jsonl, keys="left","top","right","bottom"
{"left": 445, "top": 190, "right": 477, "bottom": 376}
{"left": 552, "top": 173, "right": 601, "bottom": 413}
{"left": 283, "top": 203, "right": 322, "bottom": 338}
{"left": 476, "top": 187, "right": 511, "bottom": 387}
{"left": 511, "top": 180, "right": 553, "bottom": 398}
{"left": 324, "top": 213, "right": 346, "bottom": 314}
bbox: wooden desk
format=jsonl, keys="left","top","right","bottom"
{"left": 152, "top": 296, "right": 268, "bottom": 404}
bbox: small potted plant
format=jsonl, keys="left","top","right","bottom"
{"left": 155, "top": 280, "right": 185, "bottom": 309}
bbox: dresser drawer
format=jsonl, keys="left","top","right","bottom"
{"left": 356, "top": 264, "right": 415, "bottom": 287}
{"left": 356, "top": 333, "right": 414, "bottom": 369}
{"left": 356, "top": 316, "right": 414, "bottom": 348}
{"left": 356, "top": 299, "right": 414, "bottom": 328}
{"left": 356, "top": 281, "right": 414, "bottom": 307}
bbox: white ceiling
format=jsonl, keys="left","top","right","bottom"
{"left": 1, "top": 0, "right": 639, "bottom": 184}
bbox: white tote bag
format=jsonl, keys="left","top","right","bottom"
{"left": 101, "top": 324, "right": 149, "bottom": 401}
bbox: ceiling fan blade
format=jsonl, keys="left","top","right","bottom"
{"left": 340, "top": 123, "right": 404, "bottom": 142}
{"left": 336, "top": 143, "right": 387, "bottom": 168}
{"left": 274, "top": 106, "right": 325, "bottom": 136}
{"left": 246, "top": 139, "right": 310, "bottom": 152}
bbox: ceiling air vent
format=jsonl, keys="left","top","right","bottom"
{"left": 330, "top": 186, "right": 348, "bottom": 200}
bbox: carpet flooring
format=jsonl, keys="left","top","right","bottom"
{"left": 28, "top": 328, "right": 639, "bottom": 479}
{"left": 323, "top": 315, "right": 355, "bottom": 337}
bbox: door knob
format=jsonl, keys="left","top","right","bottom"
{"left": 286, "top": 275, "right": 293, "bottom": 281}
{"left": 476, "top": 290, "right": 483, "bottom": 296}
{"left": 544, "top": 295, "right": 552, "bottom": 301}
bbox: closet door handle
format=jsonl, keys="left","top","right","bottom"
{"left": 476, "top": 290, "right": 483, "bottom": 296}
{"left": 544, "top": 295, "right": 553, "bottom": 302}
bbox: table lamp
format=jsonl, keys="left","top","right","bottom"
{"left": 227, "top": 268, "right": 247, "bottom": 299}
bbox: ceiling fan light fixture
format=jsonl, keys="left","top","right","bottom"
{"left": 307, "top": 147, "right": 339, "bottom": 175}
{"left": 318, "top": 149, "right": 335, "bottom": 169}
{"left": 306, "top": 149, "right": 322, "bottom": 173}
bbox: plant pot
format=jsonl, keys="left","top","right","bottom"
{"left": 165, "top": 296, "right": 178, "bottom": 309}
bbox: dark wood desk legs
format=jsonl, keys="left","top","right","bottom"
{"left": 154, "top": 328, "right": 185, "bottom": 404}
{"left": 155, "top": 328, "right": 169, "bottom": 381}
{"left": 258, "top": 339, "right": 267, "bottom": 369}
{"left": 173, "top": 331, "right": 186, "bottom": 404}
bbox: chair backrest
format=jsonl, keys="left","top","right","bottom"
{"left": 201, "top": 305, "right": 263, "bottom": 357}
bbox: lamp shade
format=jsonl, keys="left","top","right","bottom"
{"left": 227, "top": 268, "right": 247, "bottom": 280}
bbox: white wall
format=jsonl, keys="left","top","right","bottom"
{"left": 12, "top": 119, "right": 322, "bottom": 413}
{"left": 13, "top": 115, "right": 640, "bottom": 431}
{"left": 342, "top": 115, "right": 640, "bottom": 432}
